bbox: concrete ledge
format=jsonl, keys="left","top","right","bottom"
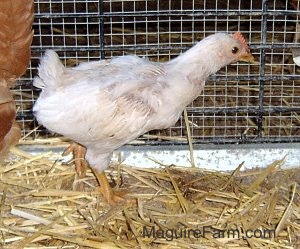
{"left": 112, "top": 143, "right": 300, "bottom": 170}
{"left": 18, "top": 143, "right": 300, "bottom": 171}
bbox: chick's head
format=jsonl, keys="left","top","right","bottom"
{"left": 219, "top": 32, "right": 255, "bottom": 64}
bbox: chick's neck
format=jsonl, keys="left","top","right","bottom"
{"left": 167, "top": 39, "right": 228, "bottom": 87}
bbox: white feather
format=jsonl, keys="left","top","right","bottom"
{"left": 293, "top": 56, "right": 300, "bottom": 66}
{"left": 33, "top": 33, "right": 249, "bottom": 171}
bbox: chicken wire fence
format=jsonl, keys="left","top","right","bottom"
{"left": 15, "top": 0, "right": 300, "bottom": 145}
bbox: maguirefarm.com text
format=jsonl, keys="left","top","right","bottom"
{"left": 142, "top": 225, "right": 275, "bottom": 241}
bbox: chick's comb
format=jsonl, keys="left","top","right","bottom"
{"left": 233, "top": 32, "right": 249, "bottom": 50}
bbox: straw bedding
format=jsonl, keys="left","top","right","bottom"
{"left": 0, "top": 143, "right": 299, "bottom": 248}
{"left": 3, "top": 2, "right": 299, "bottom": 248}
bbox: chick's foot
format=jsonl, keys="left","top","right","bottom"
{"left": 94, "top": 171, "right": 126, "bottom": 206}
{"left": 63, "top": 142, "right": 88, "bottom": 178}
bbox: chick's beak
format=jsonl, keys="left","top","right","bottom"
{"left": 238, "top": 51, "right": 255, "bottom": 63}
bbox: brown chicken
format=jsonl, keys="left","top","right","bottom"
{"left": 34, "top": 32, "right": 254, "bottom": 205}
{"left": 0, "top": 82, "right": 20, "bottom": 158}
{"left": 0, "top": 0, "right": 34, "bottom": 158}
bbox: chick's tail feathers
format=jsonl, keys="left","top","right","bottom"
{"left": 33, "top": 50, "right": 65, "bottom": 90}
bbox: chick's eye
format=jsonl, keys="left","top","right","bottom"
{"left": 232, "top": 47, "right": 239, "bottom": 54}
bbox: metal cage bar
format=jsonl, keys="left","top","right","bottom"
{"left": 15, "top": 0, "right": 300, "bottom": 145}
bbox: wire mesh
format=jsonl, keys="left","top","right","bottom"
{"left": 16, "top": 0, "right": 300, "bottom": 145}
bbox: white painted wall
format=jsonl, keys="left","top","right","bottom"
{"left": 20, "top": 143, "right": 300, "bottom": 171}
{"left": 112, "top": 143, "right": 300, "bottom": 170}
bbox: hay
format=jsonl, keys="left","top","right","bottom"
{"left": 6, "top": 2, "right": 299, "bottom": 248}
{"left": 0, "top": 145, "right": 299, "bottom": 248}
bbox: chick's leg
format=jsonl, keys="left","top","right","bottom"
{"left": 63, "top": 142, "right": 88, "bottom": 177}
{"left": 94, "top": 170, "right": 124, "bottom": 206}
